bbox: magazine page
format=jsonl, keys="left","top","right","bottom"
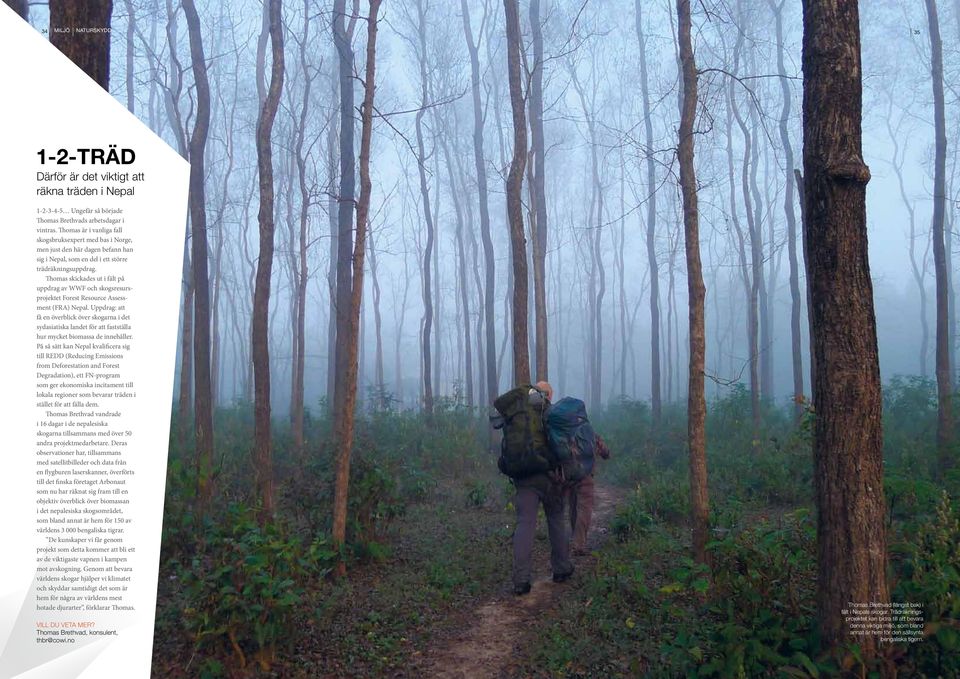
{"left": 2, "top": 1, "right": 957, "bottom": 678}
{"left": 0, "top": 4, "right": 185, "bottom": 678}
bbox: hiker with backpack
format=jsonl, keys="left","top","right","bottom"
{"left": 543, "top": 394, "right": 611, "bottom": 555}
{"left": 492, "top": 381, "right": 573, "bottom": 595}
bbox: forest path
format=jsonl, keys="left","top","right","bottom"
{"left": 416, "top": 481, "right": 625, "bottom": 678}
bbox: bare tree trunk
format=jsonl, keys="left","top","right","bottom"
{"left": 731, "top": 81, "right": 762, "bottom": 442}
{"left": 368, "top": 226, "right": 385, "bottom": 404}
{"left": 455, "top": 144, "right": 486, "bottom": 405}
{"left": 926, "top": 0, "right": 954, "bottom": 478}
{"left": 769, "top": 0, "right": 804, "bottom": 422}
{"left": 431, "top": 154, "right": 442, "bottom": 400}
{"left": 333, "top": 0, "right": 360, "bottom": 421}
{"left": 802, "top": 0, "right": 889, "bottom": 664}
{"left": 726, "top": 82, "right": 758, "bottom": 434}
{"left": 252, "top": 0, "right": 284, "bottom": 524}
{"left": 182, "top": 0, "right": 214, "bottom": 510}
{"left": 441, "top": 134, "right": 474, "bottom": 406}
{"left": 178, "top": 252, "right": 194, "bottom": 442}
{"left": 743, "top": 38, "right": 773, "bottom": 404}
{"left": 676, "top": 0, "right": 709, "bottom": 567}
{"left": 332, "top": 0, "right": 381, "bottom": 575}
{"left": 617, "top": 148, "right": 628, "bottom": 398}
{"left": 529, "top": 0, "right": 549, "bottom": 382}
{"left": 50, "top": 1, "right": 112, "bottom": 90}
{"left": 885, "top": 100, "right": 929, "bottom": 377}
{"left": 393, "top": 204, "right": 413, "bottom": 406}
{"left": 210, "top": 207, "right": 224, "bottom": 409}
{"left": 291, "top": 0, "right": 313, "bottom": 455}
{"left": 461, "top": 0, "right": 498, "bottom": 405}
{"left": 206, "top": 21, "right": 240, "bottom": 411}
{"left": 504, "top": 0, "right": 530, "bottom": 385}
{"left": 641, "top": 22, "right": 662, "bottom": 417}
{"left": 666, "top": 235, "right": 676, "bottom": 404}
{"left": 570, "top": 66, "right": 605, "bottom": 408}
{"left": 326, "top": 70, "right": 339, "bottom": 411}
{"left": 124, "top": 0, "right": 134, "bottom": 112}
{"left": 413, "top": 0, "right": 436, "bottom": 413}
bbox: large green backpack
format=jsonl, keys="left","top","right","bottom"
{"left": 492, "top": 384, "right": 553, "bottom": 479}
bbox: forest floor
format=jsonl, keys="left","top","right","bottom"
{"left": 412, "top": 483, "right": 626, "bottom": 679}
{"left": 153, "top": 474, "right": 630, "bottom": 678}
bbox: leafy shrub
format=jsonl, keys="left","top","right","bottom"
{"left": 611, "top": 496, "right": 654, "bottom": 542}
{"left": 893, "top": 491, "right": 960, "bottom": 677}
{"left": 178, "top": 504, "right": 336, "bottom": 671}
{"left": 349, "top": 456, "right": 406, "bottom": 545}
{"left": 885, "top": 474, "right": 942, "bottom": 525}
{"left": 464, "top": 479, "right": 490, "bottom": 507}
{"left": 658, "top": 510, "right": 820, "bottom": 677}
{"left": 635, "top": 472, "right": 690, "bottom": 523}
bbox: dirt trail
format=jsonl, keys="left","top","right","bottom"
{"left": 417, "top": 483, "right": 624, "bottom": 679}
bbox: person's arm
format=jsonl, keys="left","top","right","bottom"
{"left": 595, "top": 434, "right": 610, "bottom": 459}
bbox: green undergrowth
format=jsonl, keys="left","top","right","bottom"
{"left": 155, "top": 377, "right": 960, "bottom": 677}
{"left": 516, "top": 378, "right": 960, "bottom": 679}
{"left": 154, "top": 398, "right": 508, "bottom": 676}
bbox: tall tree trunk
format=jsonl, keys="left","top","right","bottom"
{"left": 726, "top": 82, "right": 758, "bottom": 438}
{"left": 529, "top": 0, "right": 549, "bottom": 382}
{"left": 50, "top": 1, "right": 112, "bottom": 90}
{"left": 731, "top": 81, "right": 762, "bottom": 442}
{"left": 178, "top": 251, "right": 194, "bottom": 443}
{"left": 617, "top": 148, "right": 628, "bottom": 398}
{"left": 455, "top": 145, "right": 486, "bottom": 405}
{"left": 885, "top": 101, "right": 929, "bottom": 377}
{"left": 326, "top": 70, "right": 339, "bottom": 411}
{"left": 291, "top": 0, "right": 313, "bottom": 455}
{"left": 393, "top": 209, "right": 412, "bottom": 406}
{"left": 332, "top": 0, "right": 381, "bottom": 575}
{"left": 414, "top": 0, "right": 436, "bottom": 414}
{"left": 802, "top": 0, "right": 889, "bottom": 664}
{"left": 742, "top": 30, "right": 773, "bottom": 404}
{"left": 926, "top": 0, "right": 954, "bottom": 478}
{"left": 442, "top": 135, "right": 474, "bottom": 406}
{"left": 368, "top": 226, "right": 385, "bottom": 405}
{"left": 636, "top": 0, "right": 661, "bottom": 426}
{"left": 676, "top": 0, "right": 709, "bottom": 567}
{"left": 504, "top": 0, "right": 530, "bottom": 385}
{"left": 769, "top": 0, "right": 804, "bottom": 422}
{"left": 461, "top": 0, "right": 498, "bottom": 405}
{"left": 333, "top": 0, "right": 360, "bottom": 421}
{"left": 431, "top": 153, "right": 442, "bottom": 400}
{"left": 251, "top": 0, "right": 284, "bottom": 524}
{"left": 182, "top": 0, "right": 214, "bottom": 511}
{"left": 124, "top": 0, "right": 134, "bottom": 112}
{"left": 570, "top": 67, "right": 605, "bottom": 408}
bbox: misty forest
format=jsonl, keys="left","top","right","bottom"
{"left": 16, "top": 0, "right": 960, "bottom": 675}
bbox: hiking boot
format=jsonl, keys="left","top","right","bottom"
{"left": 513, "top": 582, "right": 531, "bottom": 596}
{"left": 552, "top": 568, "right": 574, "bottom": 583}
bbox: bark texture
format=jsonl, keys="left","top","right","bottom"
{"left": 676, "top": 0, "right": 710, "bottom": 567}
{"left": 529, "top": 0, "right": 549, "bottom": 382}
{"left": 926, "top": 0, "right": 954, "bottom": 478}
{"left": 503, "top": 0, "right": 530, "bottom": 385}
{"left": 461, "top": 0, "right": 498, "bottom": 404}
{"left": 251, "top": 0, "right": 284, "bottom": 523}
{"left": 50, "top": 0, "right": 112, "bottom": 90}
{"left": 769, "top": 0, "right": 805, "bottom": 422}
{"left": 802, "top": 0, "right": 890, "bottom": 663}
{"left": 182, "top": 0, "right": 214, "bottom": 510}
{"left": 636, "top": 0, "right": 661, "bottom": 429}
{"left": 332, "top": 0, "right": 382, "bottom": 575}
